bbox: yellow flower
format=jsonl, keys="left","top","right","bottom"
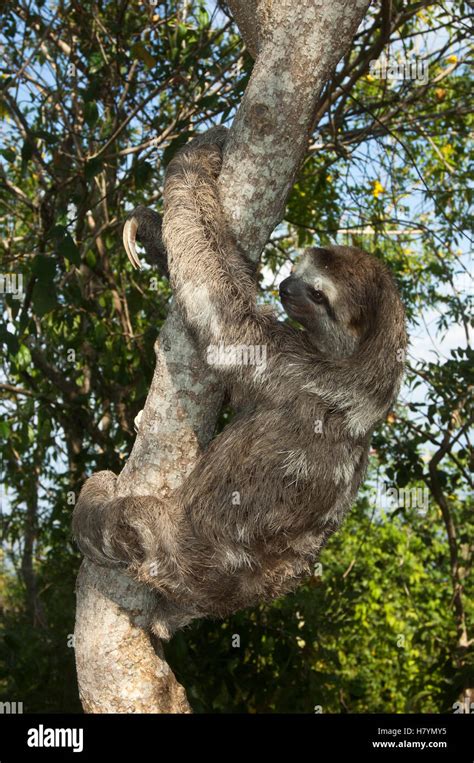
{"left": 372, "top": 180, "right": 385, "bottom": 199}
{"left": 441, "top": 144, "right": 454, "bottom": 159}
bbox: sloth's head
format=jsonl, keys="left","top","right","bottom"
{"left": 279, "top": 245, "right": 397, "bottom": 358}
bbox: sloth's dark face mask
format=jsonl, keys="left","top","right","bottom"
{"left": 279, "top": 246, "right": 368, "bottom": 358}
{"left": 279, "top": 247, "right": 337, "bottom": 326}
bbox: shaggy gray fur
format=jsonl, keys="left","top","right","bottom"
{"left": 73, "top": 128, "right": 407, "bottom": 637}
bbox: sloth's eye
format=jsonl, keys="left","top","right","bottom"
{"left": 308, "top": 287, "right": 325, "bottom": 304}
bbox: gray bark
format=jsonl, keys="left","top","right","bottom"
{"left": 74, "top": 0, "right": 371, "bottom": 713}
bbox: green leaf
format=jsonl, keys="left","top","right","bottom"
{"left": 85, "top": 250, "right": 96, "bottom": 267}
{"left": 88, "top": 52, "right": 104, "bottom": 74}
{"left": 15, "top": 344, "right": 32, "bottom": 369}
{"left": 0, "top": 328, "right": 19, "bottom": 355}
{"left": 1, "top": 147, "right": 16, "bottom": 162}
{"left": 133, "top": 160, "right": 153, "bottom": 189}
{"left": 83, "top": 77, "right": 101, "bottom": 102}
{"left": 57, "top": 233, "right": 81, "bottom": 265}
{"left": 32, "top": 254, "right": 56, "bottom": 282}
{"left": 130, "top": 42, "right": 156, "bottom": 69}
{"left": 0, "top": 420, "right": 11, "bottom": 438}
{"left": 84, "top": 101, "right": 99, "bottom": 126}
{"left": 21, "top": 139, "right": 35, "bottom": 162}
{"left": 84, "top": 157, "right": 103, "bottom": 180}
{"left": 32, "top": 283, "right": 58, "bottom": 316}
{"left": 33, "top": 129, "right": 57, "bottom": 145}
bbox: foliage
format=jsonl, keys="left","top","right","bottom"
{"left": 167, "top": 496, "right": 473, "bottom": 713}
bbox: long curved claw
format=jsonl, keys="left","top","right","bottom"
{"left": 123, "top": 217, "right": 141, "bottom": 270}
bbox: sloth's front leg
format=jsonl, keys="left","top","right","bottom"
{"left": 123, "top": 205, "right": 168, "bottom": 277}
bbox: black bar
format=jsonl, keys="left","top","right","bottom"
{"left": 0, "top": 713, "right": 473, "bottom": 760}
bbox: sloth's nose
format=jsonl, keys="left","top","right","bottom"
{"left": 279, "top": 277, "right": 301, "bottom": 299}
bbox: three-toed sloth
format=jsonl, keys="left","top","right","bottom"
{"left": 73, "top": 127, "right": 407, "bottom": 637}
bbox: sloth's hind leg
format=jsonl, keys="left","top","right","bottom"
{"left": 72, "top": 471, "right": 187, "bottom": 597}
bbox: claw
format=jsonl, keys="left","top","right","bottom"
{"left": 134, "top": 409, "right": 143, "bottom": 433}
{"left": 123, "top": 217, "right": 141, "bottom": 270}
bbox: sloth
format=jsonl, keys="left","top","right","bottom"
{"left": 73, "top": 127, "right": 407, "bottom": 638}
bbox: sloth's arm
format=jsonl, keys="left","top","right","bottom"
{"left": 161, "top": 133, "right": 312, "bottom": 396}
{"left": 163, "top": 134, "right": 263, "bottom": 345}
{"left": 122, "top": 129, "right": 305, "bottom": 401}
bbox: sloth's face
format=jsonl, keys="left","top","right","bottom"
{"left": 279, "top": 246, "right": 376, "bottom": 357}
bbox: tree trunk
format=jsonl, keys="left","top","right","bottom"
{"left": 74, "top": 0, "right": 371, "bottom": 713}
